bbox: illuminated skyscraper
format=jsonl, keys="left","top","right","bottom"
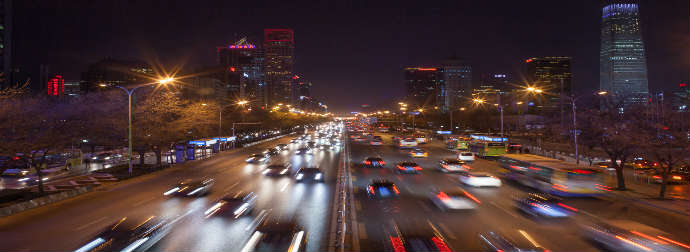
{"left": 600, "top": 1, "right": 649, "bottom": 105}
{"left": 217, "top": 37, "right": 264, "bottom": 104}
{"left": 441, "top": 57, "right": 472, "bottom": 110}
{"left": 263, "top": 29, "right": 294, "bottom": 106}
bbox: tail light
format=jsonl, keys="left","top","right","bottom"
{"left": 463, "top": 191, "right": 481, "bottom": 204}
{"left": 657, "top": 236, "right": 690, "bottom": 249}
{"left": 397, "top": 165, "right": 406, "bottom": 170}
{"left": 414, "top": 166, "right": 422, "bottom": 170}
{"left": 368, "top": 186, "right": 375, "bottom": 195}
{"left": 390, "top": 236, "right": 406, "bottom": 252}
{"left": 380, "top": 161, "right": 386, "bottom": 165}
{"left": 653, "top": 175, "right": 661, "bottom": 179}
{"left": 365, "top": 160, "right": 371, "bottom": 165}
{"left": 552, "top": 184, "right": 568, "bottom": 191}
{"left": 431, "top": 237, "right": 452, "bottom": 252}
{"left": 392, "top": 185, "right": 400, "bottom": 194}
{"left": 557, "top": 203, "right": 578, "bottom": 212}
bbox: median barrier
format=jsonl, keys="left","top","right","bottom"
{"left": 0, "top": 186, "right": 91, "bottom": 217}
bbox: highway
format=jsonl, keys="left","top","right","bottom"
{"left": 0, "top": 134, "right": 341, "bottom": 252}
{"left": 348, "top": 133, "right": 690, "bottom": 251}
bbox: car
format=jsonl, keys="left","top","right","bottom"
{"left": 364, "top": 157, "right": 385, "bottom": 168}
{"left": 396, "top": 161, "right": 422, "bottom": 174}
{"left": 163, "top": 178, "right": 215, "bottom": 197}
{"left": 386, "top": 221, "right": 454, "bottom": 252}
{"left": 296, "top": 147, "right": 312, "bottom": 155}
{"left": 409, "top": 148, "right": 428, "bottom": 158}
{"left": 307, "top": 141, "right": 317, "bottom": 148}
{"left": 515, "top": 193, "right": 577, "bottom": 218}
{"left": 263, "top": 148, "right": 278, "bottom": 156}
{"left": 370, "top": 136, "right": 383, "bottom": 145}
{"left": 479, "top": 231, "right": 549, "bottom": 252}
{"left": 430, "top": 188, "right": 481, "bottom": 211}
{"left": 73, "top": 216, "right": 172, "bottom": 252}
{"left": 457, "top": 152, "right": 475, "bottom": 163}
{"left": 367, "top": 179, "right": 400, "bottom": 199}
{"left": 262, "top": 164, "right": 291, "bottom": 176}
{"left": 651, "top": 172, "right": 687, "bottom": 184}
{"left": 290, "top": 138, "right": 299, "bottom": 143}
{"left": 458, "top": 172, "right": 501, "bottom": 187}
{"left": 439, "top": 159, "right": 470, "bottom": 173}
{"left": 317, "top": 144, "right": 333, "bottom": 151}
{"left": 295, "top": 167, "right": 323, "bottom": 182}
{"left": 582, "top": 220, "right": 688, "bottom": 252}
{"left": 246, "top": 153, "right": 268, "bottom": 163}
{"left": 0, "top": 168, "right": 30, "bottom": 177}
{"left": 241, "top": 220, "right": 306, "bottom": 252}
{"left": 204, "top": 192, "right": 257, "bottom": 218}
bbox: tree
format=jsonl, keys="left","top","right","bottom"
{"left": 132, "top": 90, "right": 185, "bottom": 166}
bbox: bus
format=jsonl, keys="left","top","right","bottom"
{"left": 414, "top": 134, "right": 428, "bottom": 144}
{"left": 445, "top": 135, "right": 471, "bottom": 151}
{"left": 498, "top": 154, "right": 607, "bottom": 197}
{"left": 469, "top": 135, "right": 507, "bottom": 158}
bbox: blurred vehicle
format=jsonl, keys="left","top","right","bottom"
{"left": 317, "top": 144, "right": 333, "bottom": 151}
{"left": 370, "top": 136, "right": 383, "bottom": 145}
{"left": 582, "top": 220, "right": 688, "bottom": 252}
{"left": 307, "top": 141, "right": 317, "bottom": 148}
{"left": 163, "top": 178, "right": 215, "bottom": 197}
{"left": 409, "top": 148, "right": 428, "bottom": 158}
{"left": 295, "top": 167, "right": 323, "bottom": 182}
{"left": 263, "top": 148, "right": 278, "bottom": 157}
{"left": 262, "top": 164, "right": 291, "bottom": 177}
{"left": 241, "top": 220, "right": 306, "bottom": 252}
{"left": 73, "top": 216, "right": 172, "bottom": 252}
{"left": 204, "top": 192, "right": 257, "bottom": 218}
{"left": 457, "top": 152, "right": 475, "bottom": 163}
{"left": 479, "top": 231, "right": 548, "bottom": 252}
{"left": 296, "top": 147, "right": 312, "bottom": 155}
{"left": 92, "top": 153, "right": 115, "bottom": 163}
{"left": 459, "top": 172, "right": 501, "bottom": 187}
{"left": 246, "top": 153, "right": 269, "bottom": 163}
{"left": 385, "top": 220, "right": 454, "bottom": 252}
{"left": 430, "top": 188, "right": 480, "bottom": 211}
{"left": 594, "top": 161, "right": 616, "bottom": 172}
{"left": 290, "top": 138, "right": 299, "bottom": 143}
{"left": 398, "top": 137, "right": 418, "bottom": 148}
{"left": 438, "top": 159, "right": 470, "bottom": 173}
{"left": 364, "top": 157, "right": 385, "bottom": 168}
{"left": 414, "top": 134, "right": 428, "bottom": 144}
{"left": 651, "top": 172, "right": 687, "bottom": 184}
{"left": 515, "top": 193, "right": 577, "bottom": 218}
{"left": 1, "top": 168, "right": 30, "bottom": 178}
{"left": 367, "top": 179, "right": 400, "bottom": 199}
{"left": 276, "top": 144, "right": 288, "bottom": 151}
{"left": 353, "top": 136, "right": 367, "bottom": 143}
{"left": 396, "top": 161, "right": 422, "bottom": 174}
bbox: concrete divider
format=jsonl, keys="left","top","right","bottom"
{"left": 0, "top": 186, "right": 91, "bottom": 217}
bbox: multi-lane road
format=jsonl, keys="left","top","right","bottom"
{"left": 0, "top": 135, "right": 340, "bottom": 252}
{"left": 0, "top": 129, "right": 688, "bottom": 252}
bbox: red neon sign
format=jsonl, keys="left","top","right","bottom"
{"left": 416, "top": 68, "right": 436, "bottom": 71}
{"left": 47, "top": 75, "right": 64, "bottom": 96}
{"left": 229, "top": 67, "right": 236, "bottom": 72}
{"left": 525, "top": 58, "right": 533, "bottom": 63}
{"left": 681, "top": 83, "right": 687, "bottom": 87}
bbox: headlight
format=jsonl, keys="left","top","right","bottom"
{"left": 296, "top": 174, "right": 304, "bottom": 180}
{"left": 187, "top": 187, "right": 204, "bottom": 196}
{"left": 262, "top": 170, "right": 270, "bottom": 175}
{"left": 163, "top": 187, "right": 180, "bottom": 195}
{"left": 18, "top": 177, "right": 30, "bottom": 182}
{"left": 280, "top": 169, "right": 288, "bottom": 175}
{"left": 315, "top": 173, "right": 322, "bottom": 180}
{"left": 246, "top": 158, "right": 254, "bottom": 162}
{"left": 205, "top": 202, "right": 224, "bottom": 215}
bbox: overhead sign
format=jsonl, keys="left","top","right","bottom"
{"left": 409, "top": 111, "right": 420, "bottom": 115}
{"left": 470, "top": 135, "right": 507, "bottom": 142}
{"left": 436, "top": 131, "right": 452, "bottom": 135}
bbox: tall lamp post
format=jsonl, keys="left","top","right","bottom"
{"left": 105, "top": 77, "right": 174, "bottom": 176}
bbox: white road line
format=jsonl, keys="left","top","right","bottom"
{"left": 358, "top": 222, "right": 368, "bottom": 240}
{"left": 280, "top": 182, "right": 290, "bottom": 192}
{"left": 132, "top": 196, "right": 155, "bottom": 207}
{"left": 518, "top": 229, "right": 542, "bottom": 248}
{"left": 437, "top": 223, "right": 458, "bottom": 240}
{"left": 74, "top": 216, "right": 109, "bottom": 231}
{"left": 489, "top": 201, "right": 520, "bottom": 219}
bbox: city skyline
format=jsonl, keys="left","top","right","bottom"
{"left": 8, "top": 0, "right": 689, "bottom": 113}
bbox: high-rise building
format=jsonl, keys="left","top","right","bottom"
{"left": 217, "top": 37, "right": 264, "bottom": 105}
{"left": 81, "top": 59, "right": 154, "bottom": 92}
{"left": 46, "top": 75, "right": 64, "bottom": 97}
{"left": 441, "top": 57, "right": 472, "bottom": 110}
{"left": 473, "top": 73, "right": 510, "bottom": 105}
{"left": 404, "top": 67, "right": 442, "bottom": 109}
{"left": 600, "top": 1, "right": 649, "bottom": 105}
{"left": 263, "top": 29, "right": 295, "bottom": 106}
{"left": 525, "top": 57, "right": 572, "bottom": 112}
{"left": 0, "top": 0, "right": 11, "bottom": 89}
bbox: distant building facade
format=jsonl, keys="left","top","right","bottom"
{"left": 46, "top": 75, "right": 64, "bottom": 97}
{"left": 263, "top": 29, "right": 295, "bottom": 106}
{"left": 599, "top": 1, "right": 649, "bottom": 106}
{"left": 404, "top": 67, "right": 442, "bottom": 109}
{"left": 440, "top": 57, "right": 472, "bottom": 111}
{"left": 525, "top": 57, "right": 572, "bottom": 112}
{"left": 81, "top": 59, "right": 154, "bottom": 92}
{"left": 217, "top": 37, "right": 264, "bottom": 106}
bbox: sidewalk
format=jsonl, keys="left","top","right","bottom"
{"left": 523, "top": 145, "right": 690, "bottom": 216}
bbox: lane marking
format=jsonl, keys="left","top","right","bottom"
{"left": 280, "top": 182, "right": 290, "bottom": 192}
{"left": 132, "top": 196, "right": 155, "bottom": 207}
{"left": 74, "top": 216, "right": 109, "bottom": 231}
{"left": 518, "top": 229, "right": 542, "bottom": 248}
{"left": 437, "top": 223, "right": 458, "bottom": 240}
{"left": 489, "top": 201, "right": 520, "bottom": 219}
{"left": 358, "top": 222, "right": 368, "bottom": 240}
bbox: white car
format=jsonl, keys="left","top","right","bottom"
{"left": 458, "top": 152, "right": 475, "bottom": 163}
{"left": 459, "top": 172, "right": 501, "bottom": 187}
{"left": 430, "top": 189, "right": 480, "bottom": 211}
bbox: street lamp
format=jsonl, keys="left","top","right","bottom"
{"left": 115, "top": 77, "right": 174, "bottom": 176}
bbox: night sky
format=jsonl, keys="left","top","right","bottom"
{"left": 13, "top": 0, "right": 689, "bottom": 113}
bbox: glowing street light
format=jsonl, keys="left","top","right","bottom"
{"left": 158, "top": 77, "right": 174, "bottom": 85}
{"left": 472, "top": 98, "right": 486, "bottom": 104}
{"left": 597, "top": 90, "right": 608, "bottom": 96}
{"left": 237, "top": 100, "right": 249, "bottom": 105}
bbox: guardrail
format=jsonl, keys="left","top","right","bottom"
{"left": 328, "top": 135, "right": 349, "bottom": 252}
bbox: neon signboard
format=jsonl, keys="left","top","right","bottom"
{"left": 229, "top": 44, "right": 255, "bottom": 49}
{"left": 470, "top": 135, "right": 507, "bottom": 142}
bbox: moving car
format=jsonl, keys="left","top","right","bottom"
{"left": 364, "top": 157, "right": 385, "bottom": 168}
{"left": 163, "top": 178, "right": 215, "bottom": 197}
{"left": 651, "top": 172, "right": 687, "bottom": 184}
{"left": 262, "top": 164, "right": 291, "bottom": 177}
{"left": 438, "top": 159, "right": 470, "bottom": 173}
{"left": 204, "top": 192, "right": 257, "bottom": 219}
{"left": 317, "top": 144, "right": 333, "bottom": 151}
{"left": 386, "top": 221, "right": 454, "bottom": 252}
{"left": 1, "top": 168, "right": 30, "bottom": 177}
{"left": 290, "top": 138, "right": 299, "bottom": 143}
{"left": 370, "top": 136, "right": 383, "bottom": 145}
{"left": 582, "top": 220, "right": 689, "bottom": 252}
{"left": 73, "top": 216, "right": 172, "bottom": 252}
{"left": 479, "top": 231, "right": 548, "bottom": 252}
{"left": 515, "top": 193, "right": 577, "bottom": 218}
{"left": 430, "top": 188, "right": 480, "bottom": 211}
{"left": 246, "top": 153, "right": 268, "bottom": 163}
{"left": 409, "top": 148, "right": 428, "bottom": 158}
{"left": 263, "top": 148, "right": 278, "bottom": 157}
{"left": 367, "top": 179, "right": 400, "bottom": 199}
{"left": 296, "top": 147, "right": 312, "bottom": 155}
{"left": 396, "top": 161, "right": 422, "bottom": 174}
{"left": 457, "top": 152, "right": 475, "bottom": 163}
{"left": 241, "top": 220, "right": 306, "bottom": 252}
{"left": 458, "top": 172, "right": 501, "bottom": 187}
{"left": 295, "top": 167, "right": 324, "bottom": 182}
{"left": 276, "top": 144, "right": 288, "bottom": 151}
